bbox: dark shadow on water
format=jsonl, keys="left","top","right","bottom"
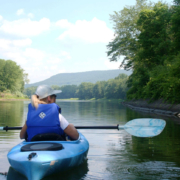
{"left": 43, "top": 160, "right": 89, "bottom": 180}
{"left": 6, "top": 160, "right": 89, "bottom": 180}
{"left": 7, "top": 167, "right": 26, "bottom": 180}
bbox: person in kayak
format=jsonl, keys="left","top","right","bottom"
{"left": 20, "top": 85, "right": 79, "bottom": 141}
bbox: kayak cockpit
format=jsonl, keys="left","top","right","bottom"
{"left": 21, "top": 142, "right": 64, "bottom": 152}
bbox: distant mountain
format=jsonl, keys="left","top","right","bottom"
{"left": 25, "top": 69, "right": 132, "bottom": 88}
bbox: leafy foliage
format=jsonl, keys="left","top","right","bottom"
{"left": 23, "top": 86, "right": 37, "bottom": 98}
{"left": 0, "top": 59, "right": 29, "bottom": 94}
{"left": 107, "top": 0, "right": 153, "bottom": 70}
{"left": 56, "top": 85, "right": 78, "bottom": 99}
{"left": 107, "top": 0, "right": 180, "bottom": 103}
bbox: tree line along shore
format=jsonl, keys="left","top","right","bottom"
{"left": 23, "top": 74, "right": 128, "bottom": 100}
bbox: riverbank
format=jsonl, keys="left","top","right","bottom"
{"left": 0, "top": 97, "right": 122, "bottom": 102}
{"left": 122, "top": 99, "right": 180, "bottom": 118}
{"left": 0, "top": 91, "right": 29, "bottom": 101}
{"left": 0, "top": 98, "right": 29, "bottom": 101}
{"left": 57, "top": 98, "right": 123, "bottom": 102}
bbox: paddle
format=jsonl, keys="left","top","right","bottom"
{"left": 0, "top": 118, "right": 166, "bottom": 137}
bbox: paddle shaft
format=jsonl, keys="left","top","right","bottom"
{"left": 2, "top": 126, "right": 22, "bottom": 131}
{"left": 1, "top": 125, "right": 120, "bottom": 131}
{"left": 75, "top": 125, "right": 119, "bottom": 129}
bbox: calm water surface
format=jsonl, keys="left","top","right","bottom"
{"left": 0, "top": 100, "right": 180, "bottom": 180}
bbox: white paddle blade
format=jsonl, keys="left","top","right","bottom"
{"left": 122, "top": 118, "right": 166, "bottom": 137}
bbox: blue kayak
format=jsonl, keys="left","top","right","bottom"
{"left": 7, "top": 132, "right": 89, "bottom": 180}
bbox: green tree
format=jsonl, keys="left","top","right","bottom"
{"left": 0, "top": 59, "right": 28, "bottom": 92}
{"left": 107, "top": 0, "right": 153, "bottom": 70}
{"left": 121, "top": 2, "right": 176, "bottom": 102}
{"left": 0, "top": 59, "right": 6, "bottom": 91}
{"left": 51, "top": 85, "right": 61, "bottom": 90}
{"left": 136, "top": 2, "right": 171, "bottom": 69}
{"left": 105, "top": 75, "right": 128, "bottom": 99}
{"left": 76, "top": 82, "right": 94, "bottom": 100}
{"left": 23, "top": 86, "right": 37, "bottom": 98}
{"left": 171, "top": 0, "right": 180, "bottom": 53}
{"left": 93, "top": 81, "right": 106, "bottom": 99}
{"left": 56, "top": 85, "right": 78, "bottom": 99}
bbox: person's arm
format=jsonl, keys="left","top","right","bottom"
{"left": 20, "top": 122, "right": 27, "bottom": 139}
{"left": 59, "top": 114, "right": 79, "bottom": 140}
{"left": 64, "top": 123, "right": 79, "bottom": 140}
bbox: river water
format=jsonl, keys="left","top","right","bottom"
{"left": 0, "top": 100, "right": 180, "bottom": 180}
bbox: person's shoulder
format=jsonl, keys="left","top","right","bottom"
{"left": 28, "top": 103, "right": 35, "bottom": 109}
{"left": 28, "top": 103, "right": 32, "bottom": 106}
{"left": 51, "top": 103, "right": 61, "bottom": 111}
{"left": 51, "top": 103, "right": 60, "bottom": 108}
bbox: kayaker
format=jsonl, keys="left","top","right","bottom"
{"left": 20, "top": 85, "right": 79, "bottom": 141}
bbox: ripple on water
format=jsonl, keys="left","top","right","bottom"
{"left": 126, "top": 161, "right": 180, "bottom": 179}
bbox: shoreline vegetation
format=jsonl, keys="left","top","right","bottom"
{"left": 0, "top": 97, "right": 123, "bottom": 102}
{"left": 0, "top": 92, "right": 29, "bottom": 101}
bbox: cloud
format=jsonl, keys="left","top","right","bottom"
{"left": 0, "top": 47, "right": 43, "bottom": 65}
{"left": 0, "top": 39, "right": 11, "bottom": 50}
{"left": 0, "top": 39, "right": 70, "bottom": 82}
{"left": 24, "top": 48, "right": 45, "bottom": 62}
{"left": 28, "top": 13, "right": 34, "bottom": 18}
{"left": 47, "top": 57, "right": 62, "bottom": 64}
{"left": 56, "top": 19, "right": 73, "bottom": 29}
{"left": 0, "top": 38, "right": 32, "bottom": 50}
{"left": 56, "top": 18, "right": 114, "bottom": 43}
{"left": 17, "top": 9, "right": 24, "bottom": 16}
{"left": 0, "top": 14, "right": 116, "bottom": 83}
{"left": 58, "top": 69, "right": 66, "bottom": 74}
{"left": 16, "top": 9, "right": 34, "bottom": 18}
{"left": 0, "top": 18, "right": 50, "bottom": 37}
{"left": 25, "top": 65, "right": 66, "bottom": 83}
{"left": 22, "top": 50, "right": 70, "bottom": 83}
{"left": 59, "top": 51, "right": 71, "bottom": 59}
{"left": 13, "top": 38, "right": 32, "bottom": 47}
{"left": 50, "top": 65, "right": 58, "bottom": 70}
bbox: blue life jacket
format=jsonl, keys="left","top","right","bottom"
{"left": 26, "top": 103, "right": 64, "bottom": 141}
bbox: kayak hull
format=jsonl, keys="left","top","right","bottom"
{"left": 7, "top": 132, "right": 89, "bottom": 180}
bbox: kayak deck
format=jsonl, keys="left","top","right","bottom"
{"left": 7, "top": 132, "right": 89, "bottom": 180}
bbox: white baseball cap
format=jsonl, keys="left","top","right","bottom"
{"left": 35, "top": 85, "right": 62, "bottom": 99}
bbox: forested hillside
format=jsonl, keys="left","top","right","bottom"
{"left": 24, "top": 74, "right": 128, "bottom": 100}
{"left": 25, "top": 69, "right": 132, "bottom": 88}
{"left": 107, "top": 0, "right": 180, "bottom": 103}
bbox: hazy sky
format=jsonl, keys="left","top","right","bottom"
{"left": 0, "top": 0, "right": 173, "bottom": 83}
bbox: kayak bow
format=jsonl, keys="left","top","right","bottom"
{"left": 7, "top": 132, "right": 89, "bottom": 180}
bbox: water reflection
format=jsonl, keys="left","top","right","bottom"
{"left": 101, "top": 107, "right": 180, "bottom": 179}
{"left": 0, "top": 100, "right": 180, "bottom": 180}
{"left": 0, "top": 101, "right": 29, "bottom": 127}
{"left": 7, "top": 160, "right": 89, "bottom": 180}
{"left": 56, "top": 100, "right": 127, "bottom": 126}
{"left": 124, "top": 108, "right": 180, "bottom": 166}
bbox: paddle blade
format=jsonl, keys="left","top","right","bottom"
{"left": 123, "top": 118, "right": 166, "bottom": 137}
